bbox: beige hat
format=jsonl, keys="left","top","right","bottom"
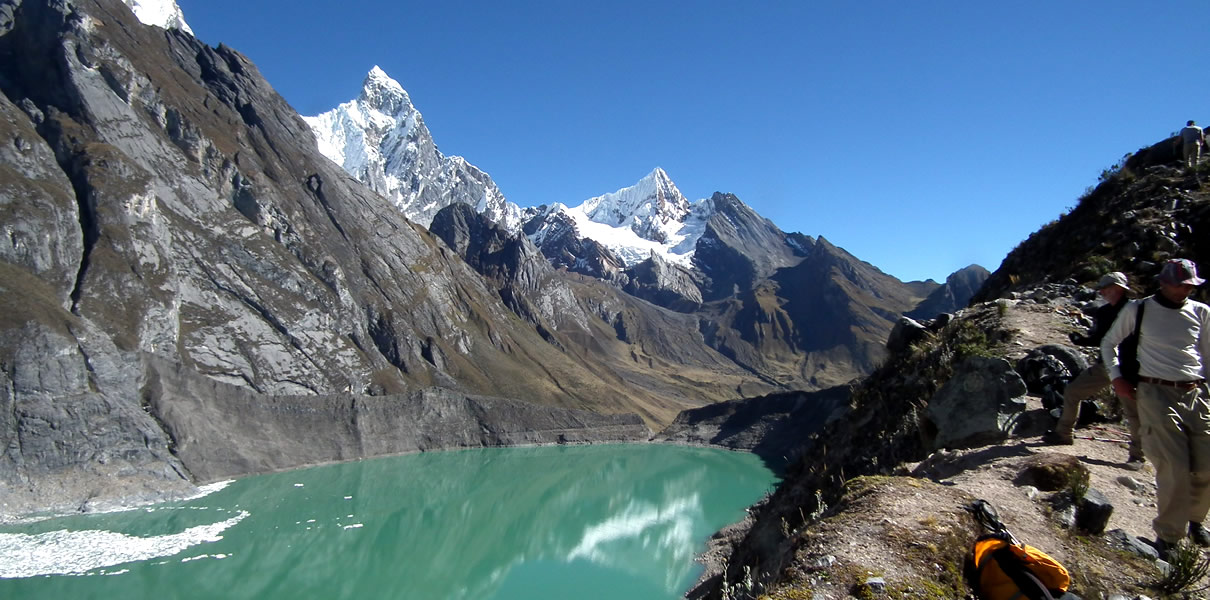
{"left": 1096, "top": 271, "right": 1128, "bottom": 290}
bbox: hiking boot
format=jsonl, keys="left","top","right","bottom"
{"left": 1042, "top": 431, "right": 1074, "bottom": 446}
{"left": 1153, "top": 538, "right": 1176, "bottom": 561}
{"left": 1190, "top": 522, "right": 1210, "bottom": 547}
{"left": 1123, "top": 456, "right": 1146, "bottom": 471}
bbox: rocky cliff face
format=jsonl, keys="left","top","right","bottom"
{"left": 144, "top": 356, "right": 650, "bottom": 484}
{"left": 0, "top": 0, "right": 750, "bottom": 515}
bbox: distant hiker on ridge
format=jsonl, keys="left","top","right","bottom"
{"left": 1042, "top": 272, "right": 1144, "bottom": 469}
{"left": 1180, "top": 120, "right": 1205, "bottom": 170}
{"left": 1101, "top": 258, "right": 1210, "bottom": 558}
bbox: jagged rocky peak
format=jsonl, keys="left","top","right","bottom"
{"left": 304, "top": 67, "right": 519, "bottom": 230}
{"left": 122, "top": 0, "right": 192, "bottom": 34}
{"left": 582, "top": 167, "right": 692, "bottom": 241}
{"left": 358, "top": 65, "right": 413, "bottom": 116}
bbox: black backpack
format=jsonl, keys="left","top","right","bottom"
{"left": 1118, "top": 299, "right": 1146, "bottom": 386}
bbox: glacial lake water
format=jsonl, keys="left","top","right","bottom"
{"left": 0, "top": 444, "right": 777, "bottom": 599}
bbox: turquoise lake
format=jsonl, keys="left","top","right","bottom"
{"left": 0, "top": 444, "right": 777, "bottom": 599}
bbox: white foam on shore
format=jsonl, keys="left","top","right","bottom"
{"left": 191, "top": 480, "right": 236, "bottom": 498}
{"left": 0, "top": 510, "right": 248, "bottom": 578}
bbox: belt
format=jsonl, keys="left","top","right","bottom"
{"left": 1138, "top": 376, "right": 1206, "bottom": 390}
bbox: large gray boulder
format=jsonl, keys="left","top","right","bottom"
{"left": 886, "top": 317, "right": 929, "bottom": 354}
{"left": 925, "top": 356, "right": 1028, "bottom": 449}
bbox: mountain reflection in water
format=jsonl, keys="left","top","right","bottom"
{"left": 0, "top": 444, "right": 776, "bottom": 600}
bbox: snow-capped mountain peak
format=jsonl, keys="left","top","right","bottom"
{"left": 582, "top": 167, "right": 691, "bottom": 238}
{"left": 528, "top": 169, "right": 711, "bottom": 268}
{"left": 359, "top": 66, "right": 412, "bottom": 115}
{"left": 304, "top": 67, "right": 520, "bottom": 230}
{"left": 122, "top": 0, "right": 193, "bottom": 34}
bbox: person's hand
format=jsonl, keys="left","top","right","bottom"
{"left": 1112, "top": 377, "right": 1136, "bottom": 401}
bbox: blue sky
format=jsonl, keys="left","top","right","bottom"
{"left": 176, "top": 0, "right": 1209, "bottom": 283}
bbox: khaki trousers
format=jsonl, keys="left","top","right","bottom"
{"left": 1138, "top": 382, "right": 1210, "bottom": 542}
{"left": 1184, "top": 141, "right": 1202, "bottom": 169}
{"left": 1055, "top": 362, "right": 1143, "bottom": 459}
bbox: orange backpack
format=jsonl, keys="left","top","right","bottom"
{"left": 969, "top": 533, "right": 1071, "bottom": 600}
{"left": 965, "top": 499, "right": 1077, "bottom": 600}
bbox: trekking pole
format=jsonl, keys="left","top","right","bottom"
{"left": 1072, "top": 435, "right": 1128, "bottom": 444}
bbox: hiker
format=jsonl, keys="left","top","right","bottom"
{"left": 1042, "top": 272, "right": 1144, "bottom": 468}
{"left": 1179, "top": 120, "right": 1205, "bottom": 169}
{"left": 1101, "top": 258, "right": 1210, "bottom": 557}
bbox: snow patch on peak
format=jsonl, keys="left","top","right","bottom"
{"left": 122, "top": 0, "right": 193, "bottom": 34}
{"left": 542, "top": 169, "right": 712, "bottom": 268}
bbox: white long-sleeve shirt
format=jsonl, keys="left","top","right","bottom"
{"left": 1101, "top": 296, "right": 1210, "bottom": 382}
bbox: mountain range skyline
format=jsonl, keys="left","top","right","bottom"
{"left": 156, "top": 1, "right": 1210, "bottom": 284}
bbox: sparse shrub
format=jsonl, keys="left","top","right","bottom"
{"left": 950, "top": 320, "right": 995, "bottom": 361}
{"left": 1099, "top": 155, "right": 1129, "bottom": 183}
{"left": 1084, "top": 255, "right": 1115, "bottom": 279}
{"left": 1067, "top": 468, "right": 1090, "bottom": 502}
{"left": 1151, "top": 539, "right": 1210, "bottom": 595}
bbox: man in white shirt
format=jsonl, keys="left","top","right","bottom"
{"left": 1180, "top": 120, "right": 1205, "bottom": 170}
{"left": 1102, "top": 258, "right": 1210, "bottom": 557}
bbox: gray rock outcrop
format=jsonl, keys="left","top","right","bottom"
{"left": 623, "top": 252, "right": 703, "bottom": 312}
{"left": 924, "top": 356, "right": 1028, "bottom": 449}
{"left": 654, "top": 387, "right": 851, "bottom": 466}
{"left": 886, "top": 317, "right": 929, "bottom": 354}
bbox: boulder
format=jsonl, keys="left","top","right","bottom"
{"left": 1076, "top": 488, "right": 1114, "bottom": 535}
{"left": 1106, "top": 529, "right": 1159, "bottom": 560}
{"left": 925, "top": 356, "right": 1028, "bottom": 449}
{"left": 1014, "top": 453, "right": 1087, "bottom": 491}
{"left": 886, "top": 317, "right": 929, "bottom": 354}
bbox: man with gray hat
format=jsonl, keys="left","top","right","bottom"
{"left": 1043, "top": 272, "right": 1143, "bottom": 468}
{"left": 1101, "top": 258, "right": 1210, "bottom": 556}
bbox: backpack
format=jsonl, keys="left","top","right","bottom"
{"left": 1118, "top": 299, "right": 1146, "bottom": 386}
{"left": 969, "top": 534, "right": 1072, "bottom": 600}
{"left": 965, "top": 500, "right": 1080, "bottom": 600}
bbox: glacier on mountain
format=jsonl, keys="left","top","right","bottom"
{"left": 122, "top": 0, "right": 192, "bottom": 34}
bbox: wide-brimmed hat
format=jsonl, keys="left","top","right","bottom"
{"left": 1096, "top": 272, "right": 1128, "bottom": 290}
{"left": 1157, "top": 258, "right": 1206, "bottom": 286}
